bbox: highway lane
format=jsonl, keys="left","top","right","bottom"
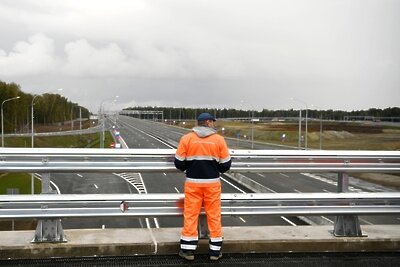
{"left": 117, "top": 115, "right": 400, "bottom": 226}
{"left": 50, "top": 172, "right": 148, "bottom": 229}
{"left": 47, "top": 115, "right": 398, "bottom": 230}
{"left": 117, "top": 116, "right": 305, "bottom": 227}
{"left": 243, "top": 172, "right": 400, "bottom": 225}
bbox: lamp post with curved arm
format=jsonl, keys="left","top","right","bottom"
{"left": 1, "top": 96, "right": 20, "bottom": 147}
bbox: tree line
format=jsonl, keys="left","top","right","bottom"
{"left": 0, "top": 80, "right": 89, "bottom": 134}
{"left": 125, "top": 106, "right": 400, "bottom": 122}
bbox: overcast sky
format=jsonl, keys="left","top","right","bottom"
{"left": 0, "top": 0, "right": 399, "bottom": 112}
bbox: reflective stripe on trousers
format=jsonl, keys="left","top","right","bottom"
{"left": 180, "top": 181, "right": 223, "bottom": 251}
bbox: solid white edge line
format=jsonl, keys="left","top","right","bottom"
{"left": 281, "top": 216, "right": 297, "bottom": 226}
{"left": 220, "top": 176, "right": 246, "bottom": 194}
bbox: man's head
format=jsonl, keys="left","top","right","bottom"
{"left": 197, "top": 112, "right": 216, "bottom": 127}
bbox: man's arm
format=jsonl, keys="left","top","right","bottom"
{"left": 174, "top": 136, "right": 187, "bottom": 172}
{"left": 218, "top": 136, "right": 231, "bottom": 173}
{"left": 174, "top": 157, "right": 187, "bottom": 172}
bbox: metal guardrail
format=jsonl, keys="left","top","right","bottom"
{"left": 1, "top": 193, "right": 399, "bottom": 219}
{"left": 1, "top": 148, "right": 400, "bottom": 173}
{"left": 0, "top": 148, "right": 399, "bottom": 242}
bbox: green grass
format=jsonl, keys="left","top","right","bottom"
{"left": 0, "top": 131, "right": 114, "bottom": 195}
{"left": 0, "top": 173, "right": 41, "bottom": 194}
{"left": 3, "top": 132, "right": 113, "bottom": 148}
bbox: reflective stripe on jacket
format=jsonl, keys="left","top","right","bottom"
{"left": 174, "top": 126, "right": 231, "bottom": 180}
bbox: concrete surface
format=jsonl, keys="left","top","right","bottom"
{"left": 0, "top": 225, "right": 399, "bottom": 259}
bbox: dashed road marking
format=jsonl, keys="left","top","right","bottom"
{"left": 321, "top": 216, "right": 334, "bottom": 224}
{"left": 359, "top": 218, "right": 374, "bottom": 225}
{"left": 115, "top": 172, "right": 147, "bottom": 194}
{"left": 302, "top": 173, "right": 365, "bottom": 193}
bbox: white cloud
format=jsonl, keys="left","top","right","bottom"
{"left": 0, "top": 33, "right": 56, "bottom": 76}
{"left": 0, "top": 0, "right": 399, "bottom": 110}
{"left": 63, "top": 40, "right": 133, "bottom": 76}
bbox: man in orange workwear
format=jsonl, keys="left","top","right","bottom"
{"left": 174, "top": 112, "right": 232, "bottom": 261}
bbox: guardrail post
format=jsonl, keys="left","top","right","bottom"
{"left": 333, "top": 172, "right": 363, "bottom": 237}
{"left": 32, "top": 173, "right": 67, "bottom": 243}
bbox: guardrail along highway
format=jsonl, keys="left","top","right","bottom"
{"left": 0, "top": 115, "right": 399, "bottom": 265}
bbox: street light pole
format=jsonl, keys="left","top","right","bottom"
{"left": 305, "top": 108, "right": 308, "bottom": 149}
{"left": 1, "top": 96, "right": 20, "bottom": 147}
{"left": 79, "top": 107, "right": 82, "bottom": 131}
{"left": 100, "top": 96, "right": 119, "bottom": 148}
{"left": 31, "top": 88, "right": 62, "bottom": 194}
{"left": 251, "top": 109, "right": 254, "bottom": 149}
{"left": 311, "top": 104, "right": 323, "bottom": 150}
{"left": 31, "top": 94, "right": 40, "bottom": 148}
{"left": 319, "top": 112, "right": 323, "bottom": 150}
{"left": 70, "top": 105, "right": 82, "bottom": 131}
{"left": 291, "top": 98, "right": 308, "bottom": 149}
{"left": 298, "top": 109, "right": 302, "bottom": 149}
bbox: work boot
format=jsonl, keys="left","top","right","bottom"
{"left": 210, "top": 252, "right": 222, "bottom": 261}
{"left": 179, "top": 250, "right": 194, "bottom": 261}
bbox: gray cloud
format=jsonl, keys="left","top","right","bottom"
{"left": 0, "top": 0, "right": 399, "bottom": 111}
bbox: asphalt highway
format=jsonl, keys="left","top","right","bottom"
{"left": 50, "top": 115, "right": 399, "bottom": 229}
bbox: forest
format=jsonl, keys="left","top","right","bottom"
{"left": 0, "top": 80, "right": 89, "bottom": 134}
{"left": 1, "top": 80, "right": 399, "bottom": 134}
{"left": 125, "top": 106, "right": 400, "bottom": 122}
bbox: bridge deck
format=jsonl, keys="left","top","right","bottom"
{"left": 1, "top": 225, "right": 399, "bottom": 259}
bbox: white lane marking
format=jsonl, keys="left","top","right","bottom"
{"left": 220, "top": 176, "right": 246, "bottom": 194}
{"left": 302, "top": 173, "right": 365, "bottom": 193}
{"left": 359, "top": 218, "right": 374, "bottom": 225}
{"left": 280, "top": 173, "right": 290, "bottom": 178}
{"left": 76, "top": 174, "right": 83, "bottom": 178}
{"left": 239, "top": 217, "right": 247, "bottom": 223}
{"left": 281, "top": 216, "right": 297, "bottom": 226}
{"left": 257, "top": 173, "right": 266, "bottom": 178}
{"left": 118, "top": 119, "right": 175, "bottom": 148}
{"left": 321, "top": 216, "right": 334, "bottom": 224}
{"left": 293, "top": 189, "right": 302, "bottom": 193}
{"left": 174, "top": 187, "right": 180, "bottom": 193}
{"left": 94, "top": 184, "right": 98, "bottom": 189}
{"left": 154, "top": 218, "right": 160, "bottom": 228}
{"left": 323, "top": 189, "right": 331, "bottom": 193}
{"left": 50, "top": 181, "right": 61, "bottom": 194}
{"left": 34, "top": 174, "right": 61, "bottom": 194}
{"left": 163, "top": 173, "right": 167, "bottom": 176}
{"left": 229, "top": 175, "right": 297, "bottom": 226}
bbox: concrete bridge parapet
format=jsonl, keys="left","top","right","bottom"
{"left": 1, "top": 225, "right": 399, "bottom": 259}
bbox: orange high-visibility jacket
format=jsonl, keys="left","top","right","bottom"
{"left": 174, "top": 126, "right": 231, "bottom": 179}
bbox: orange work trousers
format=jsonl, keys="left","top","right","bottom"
{"left": 181, "top": 181, "right": 222, "bottom": 239}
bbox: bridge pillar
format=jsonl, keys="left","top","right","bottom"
{"left": 32, "top": 173, "right": 67, "bottom": 243}
{"left": 333, "top": 172, "right": 364, "bottom": 237}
